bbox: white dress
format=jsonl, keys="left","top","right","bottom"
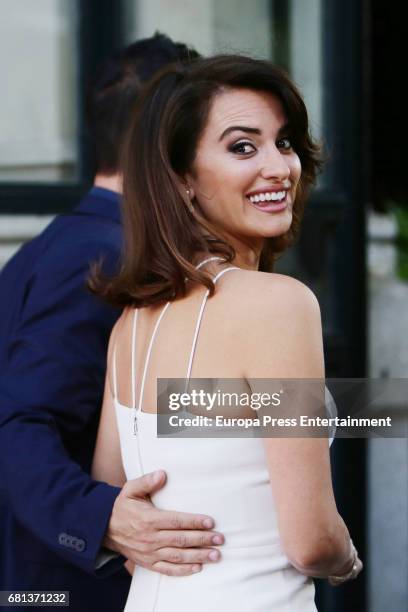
{"left": 113, "top": 259, "right": 321, "bottom": 611}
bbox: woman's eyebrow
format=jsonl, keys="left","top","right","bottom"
{"left": 219, "top": 122, "right": 291, "bottom": 141}
{"left": 219, "top": 126, "right": 261, "bottom": 141}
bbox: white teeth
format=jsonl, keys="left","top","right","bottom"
{"left": 272, "top": 191, "right": 284, "bottom": 201}
{"left": 248, "top": 191, "right": 286, "bottom": 204}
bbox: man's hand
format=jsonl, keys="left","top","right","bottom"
{"left": 103, "top": 470, "right": 224, "bottom": 576}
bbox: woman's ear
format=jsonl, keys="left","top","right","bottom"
{"left": 176, "top": 174, "right": 195, "bottom": 213}
{"left": 185, "top": 185, "right": 195, "bottom": 201}
{"left": 183, "top": 173, "right": 195, "bottom": 201}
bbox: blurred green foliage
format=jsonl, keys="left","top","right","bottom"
{"left": 393, "top": 205, "right": 408, "bottom": 281}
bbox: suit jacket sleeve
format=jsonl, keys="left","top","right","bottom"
{"left": 0, "top": 237, "right": 124, "bottom": 577}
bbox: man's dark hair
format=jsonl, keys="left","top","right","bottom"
{"left": 86, "top": 32, "right": 199, "bottom": 175}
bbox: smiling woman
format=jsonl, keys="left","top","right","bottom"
{"left": 90, "top": 55, "right": 322, "bottom": 306}
{"left": 184, "top": 88, "right": 301, "bottom": 254}
{"left": 90, "top": 54, "right": 362, "bottom": 612}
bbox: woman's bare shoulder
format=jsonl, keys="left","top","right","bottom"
{"left": 221, "top": 269, "right": 320, "bottom": 316}
{"left": 226, "top": 271, "right": 324, "bottom": 378}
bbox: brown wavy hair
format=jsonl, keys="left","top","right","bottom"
{"left": 90, "top": 55, "right": 323, "bottom": 307}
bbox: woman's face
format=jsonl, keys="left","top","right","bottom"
{"left": 185, "top": 87, "right": 302, "bottom": 258}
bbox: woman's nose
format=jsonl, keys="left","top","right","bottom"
{"left": 260, "top": 148, "right": 290, "bottom": 181}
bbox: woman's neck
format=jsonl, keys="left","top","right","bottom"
{"left": 231, "top": 250, "right": 260, "bottom": 271}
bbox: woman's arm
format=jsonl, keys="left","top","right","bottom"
{"left": 243, "top": 274, "right": 359, "bottom": 579}
{"left": 92, "top": 320, "right": 126, "bottom": 487}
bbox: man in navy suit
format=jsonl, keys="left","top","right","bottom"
{"left": 0, "top": 35, "right": 222, "bottom": 611}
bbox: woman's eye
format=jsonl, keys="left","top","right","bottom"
{"left": 277, "top": 137, "right": 292, "bottom": 150}
{"left": 229, "top": 141, "right": 256, "bottom": 155}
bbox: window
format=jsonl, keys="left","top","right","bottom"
{"left": 0, "top": 0, "right": 79, "bottom": 183}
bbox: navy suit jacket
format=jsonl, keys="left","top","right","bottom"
{"left": 0, "top": 188, "right": 131, "bottom": 610}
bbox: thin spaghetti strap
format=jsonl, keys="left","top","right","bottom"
{"left": 186, "top": 266, "right": 240, "bottom": 381}
{"left": 212, "top": 266, "right": 240, "bottom": 283}
{"left": 137, "top": 301, "right": 171, "bottom": 413}
{"left": 135, "top": 259, "right": 238, "bottom": 410}
{"left": 195, "top": 256, "right": 224, "bottom": 269}
{"left": 186, "top": 291, "right": 210, "bottom": 382}
{"left": 131, "top": 309, "right": 138, "bottom": 409}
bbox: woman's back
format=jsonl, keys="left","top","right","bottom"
{"left": 112, "top": 261, "right": 317, "bottom": 611}
{"left": 115, "top": 262, "right": 252, "bottom": 408}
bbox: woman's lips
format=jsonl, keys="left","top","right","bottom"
{"left": 246, "top": 194, "right": 288, "bottom": 213}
